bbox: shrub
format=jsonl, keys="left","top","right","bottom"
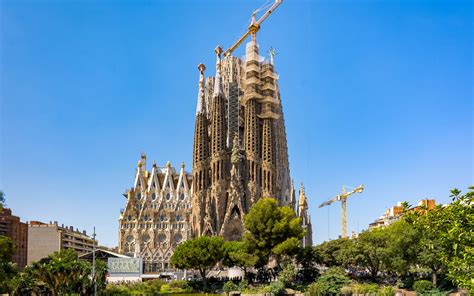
{"left": 352, "top": 283, "right": 379, "bottom": 294}
{"left": 341, "top": 286, "right": 352, "bottom": 295}
{"left": 238, "top": 279, "right": 248, "bottom": 291}
{"left": 379, "top": 286, "right": 395, "bottom": 295}
{"left": 223, "top": 281, "right": 239, "bottom": 293}
{"left": 307, "top": 267, "right": 350, "bottom": 296}
{"left": 263, "top": 281, "right": 285, "bottom": 296}
{"left": 413, "top": 280, "right": 434, "bottom": 293}
{"left": 278, "top": 263, "right": 298, "bottom": 287}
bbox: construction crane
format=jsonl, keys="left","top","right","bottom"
{"left": 223, "top": 0, "right": 283, "bottom": 58}
{"left": 319, "top": 185, "right": 364, "bottom": 239}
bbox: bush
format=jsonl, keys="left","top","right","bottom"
{"left": 379, "top": 286, "right": 395, "bottom": 295}
{"left": 238, "top": 279, "right": 248, "bottom": 291}
{"left": 307, "top": 267, "right": 350, "bottom": 295}
{"left": 223, "top": 281, "right": 239, "bottom": 293}
{"left": 263, "top": 281, "right": 285, "bottom": 296}
{"left": 278, "top": 263, "right": 298, "bottom": 287}
{"left": 352, "top": 283, "right": 379, "bottom": 294}
{"left": 341, "top": 286, "right": 352, "bottom": 295}
{"left": 413, "top": 280, "right": 434, "bottom": 293}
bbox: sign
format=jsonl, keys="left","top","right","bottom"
{"left": 108, "top": 258, "right": 142, "bottom": 275}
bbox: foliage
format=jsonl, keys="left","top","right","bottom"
{"left": 238, "top": 279, "right": 248, "bottom": 291}
{"left": 405, "top": 186, "right": 474, "bottom": 291}
{"left": 6, "top": 249, "right": 107, "bottom": 295}
{"left": 104, "top": 279, "right": 184, "bottom": 295}
{"left": 307, "top": 267, "right": 350, "bottom": 296}
{"left": 171, "top": 236, "right": 225, "bottom": 287}
{"left": 160, "top": 280, "right": 192, "bottom": 293}
{"left": 263, "top": 280, "right": 285, "bottom": 296}
{"left": 295, "top": 246, "right": 319, "bottom": 284}
{"left": 379, "top": 286, "right": 395, "bottom": 295}
{"left": 243, "top": 198, "right": 305, "bottom": 267}
{"left": 313, "top": 238, "right": 350, "bottom": 267}
{"left": 351, "top": 282, "right": 379, "bottom": 294}
{"left": 223, "top": 281, "right": 239, "bottom": 293}
{"left": 413, "top": 280, "right": 434, "bottom": 293}
{"left": 0, "top": 236, "right": 17, "bottom": 293}
{"left": 278, "top": 263, "right": 298, "bottom": 287}
{"left": 0, "top": 191, "right": 5, "bottom": 210}
{"left": 222, "top": 241, "right": 258, "bottom": 270}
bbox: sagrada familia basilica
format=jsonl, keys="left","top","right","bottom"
{"left": 117, "top": 1, "right": 312, "bottom": 272}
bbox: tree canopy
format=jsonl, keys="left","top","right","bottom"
{"left": 243, "top": 197, "right": 305, "bottom": 267}
{"left": 171, "top": 235, "right": 225, "bottom": 286}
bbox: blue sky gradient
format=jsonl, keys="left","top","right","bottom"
{"left": 1, "top": 0, "right": 472, "bottom": 247}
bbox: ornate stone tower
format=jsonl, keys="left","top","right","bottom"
{"left": 297, "top": 183, "right": 313, "bottom": 247}
{"left": 191, "top": 37, "right": 295, "bottom": 240}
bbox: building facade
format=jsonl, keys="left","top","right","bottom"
{"left": 118, "top": 155, "right": 192, "bottom": 273}
{"left": 191, "top": 38, "right": 308, "bottom": 241}
{"left": 27, "top": 221, "right": 96, "bottom": 264}
{"left": 368, "top": 199, "right": 437, "bottom": 229}
{"left": 297, "top": 184, "right": 312, "bottom": 247}
{"left": 0, "top": 208, "right": 28, "bottom": 269}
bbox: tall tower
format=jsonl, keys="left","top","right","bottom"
{"left": 297, "top": 183, "right": 313, "bottom": 247}
{"left": 209, "top": 46, "right": 229, "bottom": 234}
{"left": 191, "top": 37, "right": 294, "bottom": 239}
{"left": 191, "top": 63, "right": 210, "bottom": 237}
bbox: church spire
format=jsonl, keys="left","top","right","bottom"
{"left": 213, "top": 46, "right": 224, "bottom": 98}
{"left": 196, "top": 63, "right": 206, "bottom": 115}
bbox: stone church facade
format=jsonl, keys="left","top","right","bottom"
{"left": 118, "top": 154, "right": 192, "bottom": 272}
{"left": 117, "top": 39, "right": 313, "bottom": 273}
{"left": 191, "top": 38, "right": 312, "bottom": 242}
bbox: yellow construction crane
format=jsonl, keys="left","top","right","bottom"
{"left": 319, "top": 185, "right": 364, "bottom": 239}
{"left": 223, "top": 0, "right": 283, "bottom": 58}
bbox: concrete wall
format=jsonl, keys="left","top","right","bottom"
{"left": 27, "top": 225, "right": 60, "bottom": 264}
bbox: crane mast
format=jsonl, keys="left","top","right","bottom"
{"left": 223, "top": 0, "right": 283, "bottom": 58}
{"left": 319, "top": 185, "right": 364, "bottom": 239}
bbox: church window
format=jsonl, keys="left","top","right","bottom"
{"left": 137, "top": 193, "right": 142, "bottom": 200}
{"left": 127, "top": 215, "right": 132, "bottom": 222}
{"left": 166, "top": 193, "right": 171, "bottom": 200}
{"left": 142, "top": 234, "right": 150, "bottom": 242}
{"left": 126, "top": 235, "right": 134, "bottom": 242}
{"left": 152, "top": 193, "right": 157, "bottom": 200}
{"left": 176, "top": 215, "right": 183, "bottom": 222}
{"left": 180, "top": 193, "right": 185, "bottom": 200}
{"left": 160, "top": 214, "right": 167, "bottom": 222}
{"left": 158, "top": 233, "right": 166, "bottom": 242}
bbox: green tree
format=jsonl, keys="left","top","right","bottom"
{"left": 0, "top": 236, "right": 17, "bottom": 293}
{"left": 345, "top": 227, "right": 389, "bottom": 280}
{"left": 313, "top": 238, "right": 350, "bottom": 268}
{"left": 222, "top": 241, "right": 258, "bottom": 274}
{"left": 278, "top": 262, "right": 298, "bottom": 287}
{"left": 383, "top": 221, "right": 419, "bottom": 278}
{"left": 307, "top": 267, "right": 350, "bottom": 295}
{"left": 406, "top": 186, "right": 474, "bottom": 291}
{"left": 170, "top": 236, "right": 225, "bottom": 289}
{"left": 243, "top": 198, "right": 305, "bottom": 268}
{"left": 0, "top": 191, "right": 5, "bottom": 211}
{"left": 295, "top": 246, "right": 319, "bottom": 284}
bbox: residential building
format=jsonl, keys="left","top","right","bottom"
{"left": 0, "top": 208, "right": 28, "bottom": 269}
{"left": 368, "top": 199, "right": 436, "bottom": 229}
{"left": 27, "top": 221, "right": 96, "bottom": 264}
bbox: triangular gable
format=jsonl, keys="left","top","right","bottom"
{"left": 161, "top": 166, "right": 175, "bottom": 192}
{"left": 147, "top": 166, "right": 161, "bottom": 192}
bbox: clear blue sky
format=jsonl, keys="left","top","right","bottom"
{"left": 1, "top": 0, "right": 472, "bottom": 247}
